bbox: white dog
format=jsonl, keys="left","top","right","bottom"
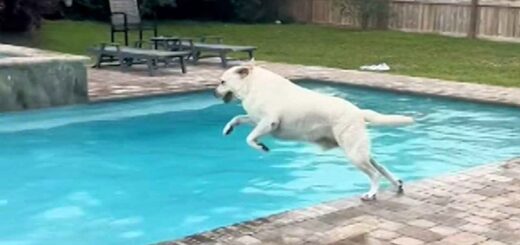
{"left": 214, "top": 63, "right": 414, "bottom": 201}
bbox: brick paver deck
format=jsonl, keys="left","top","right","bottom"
{"left": 88, "top": 61, "right": 520, "bottom": 245}
{"left": 88, "top": 60, "right": 520, "bottom": 107}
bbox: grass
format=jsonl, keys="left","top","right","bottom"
{"left": 15, "top": 20, "right": 520, "bottom": 87}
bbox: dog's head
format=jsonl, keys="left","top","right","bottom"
{"left": 214, "top": 63, "right": 254, "bottom": 103}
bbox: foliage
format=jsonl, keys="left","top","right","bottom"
{"left": 335, "top": 0, "right": 390, "bottom": 30}
{"left": 63, "top": 0, "right": 175, "bottom": 20}
{"left": 65, "top": 0, "right": 274, "bottom": 22}
{"left": 0, "top": 0, "right": 51, "bottom": 32}
{"left": 62, "top": 0, "right": 109, "bottom": 20}
{"left": 139, "top": 0, "right": 176, "bottom": 17}
{"left": 230, "top": 0, "right": 278, "bottom": 23}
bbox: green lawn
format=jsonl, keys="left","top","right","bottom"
{"left": 22, "top": 20, "right": 520, "bottom": 87}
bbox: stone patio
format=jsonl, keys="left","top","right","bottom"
{"left": 88, "top": 61, "right": 520, "bottom": 245}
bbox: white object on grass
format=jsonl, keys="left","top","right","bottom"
{"left": 360, "top": 63, "right": 390, "bottom": 72}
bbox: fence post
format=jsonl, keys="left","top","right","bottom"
{"left": 309, "top": 0, "right": 314, "bottom": 23}
{"left": 468, "top": 0, "right": 479, "bottom": 38}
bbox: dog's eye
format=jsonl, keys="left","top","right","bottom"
{"left": 221, "top": 80, "right": 226, "bottom": 85}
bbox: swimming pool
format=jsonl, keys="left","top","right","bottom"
{"left": 1, "top": 81, "right": 519, "bottom": 244}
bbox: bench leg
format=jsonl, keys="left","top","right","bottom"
{"left": 180, "top": 57, "right": 187, "bottom": 74}
{"left": 248, "top": 50, "right": 254, "bottom": 60}
{"left": 147, "top": 58, "right": 156, "bottom": 76}
{"left": 126, "top": 58, "right": 134, "bottom": 67}
{"left": 124, "top": 30, "right": 129, "bottom": 46}
{"left": 119, "top": 56, "right": 129, "bottom": 72}
{"left": 219, "top": 51, "right": 228, "bottom": 68}
{"left": 139, "top": 29, "right": 143, "bottom": 46}
{"left": 192, "top": 51, "right": 201, "bottom": 64}
{"left": 93, "top": 53, "right": 103, "bottom": 68}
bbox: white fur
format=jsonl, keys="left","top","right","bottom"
{"left": 215, "top": 64, "right": 414, "bottom": 201}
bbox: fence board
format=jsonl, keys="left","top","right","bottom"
{"left": 281, "top": 0, "right": 520, "bottom": 42}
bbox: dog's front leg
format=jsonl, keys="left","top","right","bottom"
{"left": 223, "top": 115, "right": 254, "bottom": 135}
{"left": 246, "top": 118, "right": 278, "bottom": 152}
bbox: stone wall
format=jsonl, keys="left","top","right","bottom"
{"left": 0, "top": 44, "right": 89, "bottom": 112}
{"left": 0, "top": 61, "right": 87, "bottom": 111}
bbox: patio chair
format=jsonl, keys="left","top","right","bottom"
{"left": 161, "top": 36, "right": 256, "bottom": 67}
{"left": 89, "top": 43, "right": 191, "bottom": 76}
{"left": 109, "top": 0, "right": 158, "bottom": 46}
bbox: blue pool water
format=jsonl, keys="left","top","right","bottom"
{"left": 1, "top": 82, "right": 519, "bottom": 244}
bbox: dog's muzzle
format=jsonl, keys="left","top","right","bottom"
{"left": 214, "top": 90, "right": 233, "bottom": 103}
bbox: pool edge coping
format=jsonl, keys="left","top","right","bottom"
{"left": 0, "top": 44, "right": 90, "bottom": 67}
{"left": 89, "top": 78, "right": 520, "bottom": 108}
{"left": 89, "top": 61, "right": 520, "bottom": 108}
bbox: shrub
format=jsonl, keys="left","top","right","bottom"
{"left": 0, "top": 0, "right": 51, "bottom": 32}
{"left": 62, "top": 0, "right": 109, "bottom": 20}
{"left": 154, "top": 0, "right": 235, "bottom": 21}
{"left": 42, "top": 0, "right": 74, "bottom": 19}
{"left": 230, "top": 0, "right": 278, "bottom": 23}
{"left": 140, "top": 0, "right": 175, "bottom": 17}
{"left": 63, "top": 0, "right": 175, "bottom": 21}
{"left": 335, "top": 0, "right": 390, "bottom": 30}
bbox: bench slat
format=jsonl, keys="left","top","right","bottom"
{"left": 180, "top": 42, "right": 257, "bottom": 52}
{"left": 90, "top": 47, "right": 191, "bottom": 58}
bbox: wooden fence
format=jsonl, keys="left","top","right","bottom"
{"left": 279, "top": 0, "right": 520, "bottom": 42}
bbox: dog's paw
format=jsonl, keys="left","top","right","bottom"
{"left": 258, "top": 143, "right": 270, "bottom": 152}
{"left": 222, "top": 125, "right": 234, "bottom": 136}
{"left": 360, "top": 193, "right": 377, "bottom": 201}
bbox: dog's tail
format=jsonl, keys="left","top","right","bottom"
{"left": 362, "top": 109, "right": 414, "bottom": 126}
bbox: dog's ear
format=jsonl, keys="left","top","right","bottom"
{"left": 236, "top": 66, "right": 252, "bottom": 78}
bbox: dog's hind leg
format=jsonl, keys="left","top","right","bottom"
{"left": 370, "top": 158, "right": 404, "bottom": 194}
{"left": 246, "top": 118, "right": 279, "bottom": 152}
{"left": 334, "top": 120, "right": 380, "bottom": 201}
{"left": 223, "top": 115, "right": 254, "bottom": 135}
{"left": 358, "top": 165, "right": 380, "bottom": 201}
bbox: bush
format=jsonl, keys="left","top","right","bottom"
{"left": 230, "top": 0, "right": 278, "bottom": 23}
{"left": 335, "top": 0, "right": 390, "bottom": 30}
{"left": 0, "top": 0, "right": 51, "bottom": 32}
{"left": 62, "top": 0, "right": 109, "bottom": 20}
{"left": 2, "top": 0, "right": 280, "bottom": 24}
{"left": 140, "top": 0, "right": 175, "bottom": 17}
{"left": 63, "top": 0, "right": 175, "bottom": 21}
{"left": 154, "top": 0, "right": 235, "bottom": 21}
{"left": 43, "top": 0, "right": 74, "bottom": 19}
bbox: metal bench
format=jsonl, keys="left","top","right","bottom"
{"left": 173, "top": 37, "right": 256, "bottom": 67}
{"left": 89, "top": 43, "right": 191, "bottom": 76}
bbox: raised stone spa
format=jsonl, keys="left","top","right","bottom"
{"left": 0, "top": 44, "right": 89, "bottom": 112}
